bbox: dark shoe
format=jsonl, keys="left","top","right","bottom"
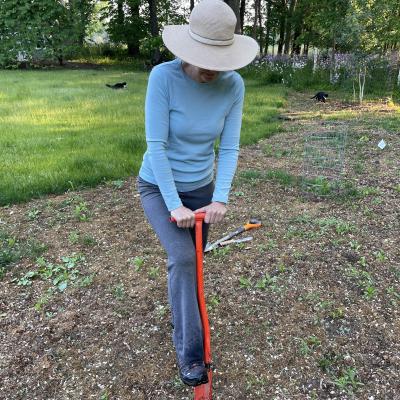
{"left": 179, "top": 362, "right": 208, "bottom": 387}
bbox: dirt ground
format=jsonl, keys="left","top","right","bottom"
{"left": 1, "top": 92, "right": 399, "bottom": 400}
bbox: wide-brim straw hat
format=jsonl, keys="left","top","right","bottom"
{"left": 162, "top": 0, "right": 259, "bottom": 71}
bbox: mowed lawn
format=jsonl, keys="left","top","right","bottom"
{"left": 0, "top": 66, "right": 286, "bottom": 206}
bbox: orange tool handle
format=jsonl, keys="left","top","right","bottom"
{"left": 169, "top": 212, "right": 212, "bottom": 365}
{"left": 243, "top": 219, "right": 262, "bottom": 231}
{"left": 170, "top": 212, "right": 213, "bottom": 399}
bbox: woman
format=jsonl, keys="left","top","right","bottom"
{"left": 136, "top": 0, "right": 258, "bottom": 387}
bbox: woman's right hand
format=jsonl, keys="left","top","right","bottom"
{"left": 170, "top": 206, "right": 195, "bottom": 228}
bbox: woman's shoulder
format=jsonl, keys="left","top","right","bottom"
{"left": 220, "top": 70, "right": 244, "bottom": 94}
{"left": 150, "top": 59, "right": 180, "bottom": 77}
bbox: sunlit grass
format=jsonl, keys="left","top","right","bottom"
{"left": 0, "top": 68, "right": 286, "bottom": 206}
{"left": 241, "top": 81, "right": 287, "bottom": 145}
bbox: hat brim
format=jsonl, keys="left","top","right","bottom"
{"left": 162, "top": 25, "right": 259, "bottom": 71}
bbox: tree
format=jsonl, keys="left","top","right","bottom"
{"left": 104, "top": 0, "right": 146, "bottom": 56}
{"left": 0, "top": 0, "right": 95, "bottom": 67}
{"left": 224, "top": 0, "right": 241, "bottom": 33}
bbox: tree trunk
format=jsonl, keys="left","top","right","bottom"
{"left": 264, "top": 0, "right": 271, "bottom": 54}
{"left": 239, "top": 0, "right": 246, "bottom": 34}
{"left": 277, "top": 15, "right": 286, "bottom": 55}
{"left": 117, "top": 0, "right": 124, "bottom": 27}
{"left": 329, "top": 35, "right": 336, "bottom": 84}
{"left": 224, "top": 0, "right": 241, "bottom": 33}
{"left": 312, "top": 47, "right": 318, "bottom": 74}
{"left": 127, "top": 1, "right": 141, "bottom": 56}
{"left": 257, "top": 0, "right": 263, "bottom": 51}
{"left": 149, "top": 0, "right": 158, "bottom": 36}
{"left": 303, "top": 40, "right": 309, "bottom": 56}
{"left": 149, "top": 0, "right": 160, "bottom": 64}
{"left": 358, "top": 65, "right": 366, "bottom": 104}
{"left": 190, "top": 0, "right": 195, "bottom": 12}
{"left": 283, "top": 0, "right": 296, "bottom": 55}
{"left": 252, "top": 0, "right": 259, "bottom": 39}
{"left": 291, "top": 25, "right": 302, "bottom": 55}
{"left": 271, "top": 32, "right": 275, "bottom": 55}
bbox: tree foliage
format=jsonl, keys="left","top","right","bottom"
{"left": 0, "top": 0, "right": 95, "bottom": 67}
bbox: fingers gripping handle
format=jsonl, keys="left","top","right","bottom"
{"left": 169, "top": 212, "right": 206, "bottom": 224}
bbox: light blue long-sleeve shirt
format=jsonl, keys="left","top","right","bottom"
{"left": 138, "top": 58, "right": 245, "bottom": 211}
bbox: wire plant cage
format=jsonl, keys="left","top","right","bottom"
{"left": 301, "top": 129, "right": 348, "bottom": 199}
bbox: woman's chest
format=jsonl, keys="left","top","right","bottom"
{"left": 169, "top": 92, "right": 231, "bottom": 143}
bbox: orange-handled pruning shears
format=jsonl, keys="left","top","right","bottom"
{"left": 204, "top": 218, "right": 262, "bottom": 253}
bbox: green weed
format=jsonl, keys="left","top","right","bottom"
{"left": 211, "top": 246, "right": 231, "bottom": 258}
{"left": 208, "top": 294, "right": 221, "bottom": 311}
{"left": 111, "top": 180, "right": 124, "bottom": 189}
{"left": 113, "top": 284, "right": 125, "bottom": 300}
{"left": 131, "top": 256, "right": 145, "bottom": 271}
{"left": 374, "top": 250, "right": 387, "bottom": 262}
{"left": 27, "top": 208, "right": 40, "bottom": 220}
{"left": 329, "top": 307, "right": 345, "bottom": 320}
{"left": 148, "top": 266, "right": 160, "bottom": 279}
{"left": 386, "top": 286, "right": 400, "bottom": 305}
{"left": 333, "top": 367, "right": 363, "bottom": 395}
{"left": 239, "top": 276, "right": 252, "bottom": 288}
{"left": 74, "top": 202, "right": 90, "bottom": 222}
{"left": 255, "top": 273, "right": 278, "bottom": 290}
{"left": 298, "top": 335, "right": 321, "bottom": 356}
{"left": 68, "top": 231, "right": 80, "bottom": 244}
{"left": 11, "top": 254, "right": 86, "bottom": 293}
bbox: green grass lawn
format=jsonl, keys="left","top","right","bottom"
{"left": 0, "top": 67, "right": 286, "bottom": 206}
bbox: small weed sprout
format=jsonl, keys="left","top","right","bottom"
{"left": 298, "top": 335, "right": 321, "bottom": 355}
{"left": 131, "top": 256, "right": 144, "bottom": 271}
{"left": 211, "top": 246, "right": 231, "bottom": 258}
{"left": 329, "top": 307, "right": 345, "bottom": 320}
{"left": 277, "top": 262, "right": 286, "bottom": 273}
{"left": 113, "top": 284, "right": 125, "bottom": 300}
{"left": 82, "top": 234, "right": 96, "bottom": 246}
{"left": 333, "top": 367, "right": 363, "bottom": 395}
{"left": 358, "top": 256, "right": 367, "bottom": 268}
{"left": 111, "top": 180, "right": 124, "bottom": 189}
{"left": 255, "top": 273, "right": 278, "bottom": 290}
{"left": 27, "top": 208, "right": 40, "bottom": 220}
{"left": 79, "top": 273, "right": 95, "bottom": 287}
{"left": 374, "top": 250, "right": 387, "bottom": 262}
{"left": 74, "top": 202, "right": 90, "bottom": 222}
{"left": 239, "top": 276, "right": 252, "bottom": 288}
{"left": 34, "top": 287, "right": 55, "bottom": 311}
{"left": 349, "top": 240, "right": 361, "bottom": 251}
{"left": 363, "top": 285, "right": 376, "bottom": 299}
{"left": 148, "top": 266, "right": 160, "bottom": 279}
{"left": 68, "top": 231, "right": 79, "bottom": 244}
{"left": 386, "top": 287, "right": 400, "bottom": 305}
{"left": 208, "top": 294, "right": 221, "bottom": 311}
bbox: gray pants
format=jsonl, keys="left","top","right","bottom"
{"left": 135, "top": 176, "right": 214, "bottom": 368}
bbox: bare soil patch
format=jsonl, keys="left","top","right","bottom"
{"left": 1, "top": 92, "right": 399, "bottom": 399}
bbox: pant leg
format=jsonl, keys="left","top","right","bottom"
{"left": 136, "top": 176, "right": 214, "bottom": 368}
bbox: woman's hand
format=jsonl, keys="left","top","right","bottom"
{"left": 170, "top": 206, "right": 195, "bottom": 228}
{"left": 194, "top": 202, "right": 227, "bottom": 224}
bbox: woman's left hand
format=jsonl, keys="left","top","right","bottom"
{"left": 194, "top": 202, "right": 227, "bottom": 224}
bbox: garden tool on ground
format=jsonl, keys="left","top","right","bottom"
{"left": 204, "top": 218, "right": 262, "bottom": 252}
{"left": 170, "top": 212, "right": 213, "bottom": 400}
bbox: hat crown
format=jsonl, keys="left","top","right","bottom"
{"left": 190, "top": 0, "right": 237, "bottom": 43}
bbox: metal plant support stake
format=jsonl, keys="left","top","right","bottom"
{"left": 301, "top": 129, "right": 347, "bottom": 198}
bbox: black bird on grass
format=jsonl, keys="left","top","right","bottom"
{"left": 106, "top": 82, "right": 127, "bottom": 89}
{"left": 311, "top": 91, "right": 329, "bottom": 102}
